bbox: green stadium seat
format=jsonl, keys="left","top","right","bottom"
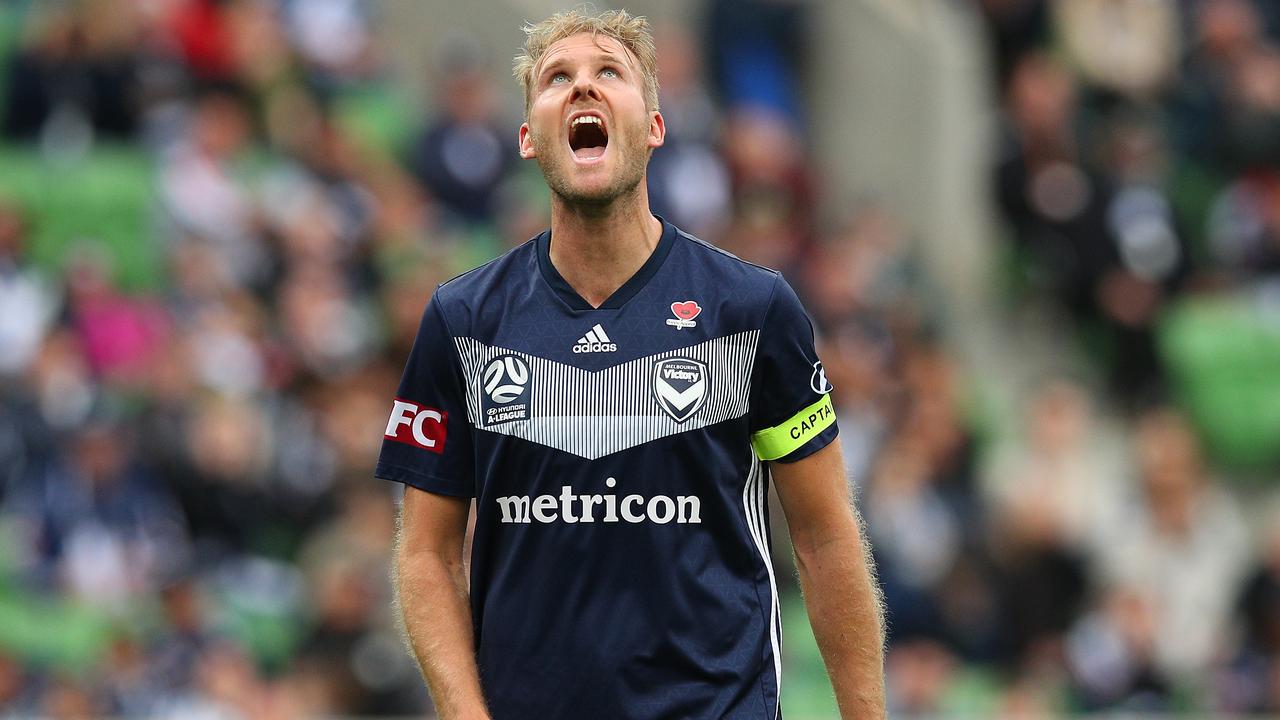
{"left": 0, "top": 143, "right": 161, "bottom": 292}
{"left": 1159, "top": 294, "right": 1280, "bottom": 472}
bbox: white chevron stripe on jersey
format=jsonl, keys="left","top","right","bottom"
{"left": 454, "top": 330, "right": 760, "bottom": 460}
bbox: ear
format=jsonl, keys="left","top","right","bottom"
{"left": 647, "top": 111, "right": 666, "bottom": 150}
{"left": 518, "top": 122, "right": 536, "bottom": 159}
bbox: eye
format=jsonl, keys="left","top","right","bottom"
{"left": 600, "top": 67, "right": 620, "bottom": 79}
{"left": 550, "top": 72, "right": 570, "bottom": 84}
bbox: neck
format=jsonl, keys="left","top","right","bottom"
{"left": 548, "top": 184, "right": 663, "bottom": 308}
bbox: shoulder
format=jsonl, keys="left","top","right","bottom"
{"left": 432, "top": 237, "right": 540, "bottom": 320}
{"left": 669, "top": 226, "right": 783, "bottom": 310}
{"left": 672, "top": 226, "right": 780, "bottom": 283}
{"left": 428, "top": 237, "right": 540, "bottom": 338}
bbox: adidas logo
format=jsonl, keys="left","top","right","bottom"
{"left": 572, "top": 324, "right": 617, "bottom": 354}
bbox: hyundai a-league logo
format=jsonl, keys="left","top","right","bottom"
{"left": 653, "top": 357, "right": 708, "bottom": 423}
{"left": 480, "top": 355, "right": 530, "bottom": 426}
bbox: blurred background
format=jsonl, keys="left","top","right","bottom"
{"left": 0, "top": 0, "right": 1278, "bottom": 717}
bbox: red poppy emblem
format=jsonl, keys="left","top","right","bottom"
{"left": 671, "top": 301, "right": 702, "bottom": 321}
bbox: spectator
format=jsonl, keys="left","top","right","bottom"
{"left": 157, "top": 85, "right": 263, "bottom": 288}
{"left": 407, "top": 42, "right": 516, "bottom": 226}
{"left": 1066, "top": 586, "right": 1173, "bottom": 711}
{"left": 646, "top": 24, "right": 731, "bottom": 239}
{"left": 1223, "top": 516, "right": 1280, "bottom": 712}
{"left": 1054, "top": 0, "right": 1181, "bottom": 100}
{"left": 1, "top": 4, "right": 145, "bottom": 143}
{"left": 1098, "top": 408, "right": 1250, "bottom": 679}
{"left": 0, "top": 202, "right": 58, "bottom": 377}
{"left": 2, "top": 418, "right": 188, "bottom": 607}
{"left": 987, "top": 380, "right": 1124, "bottom": 558}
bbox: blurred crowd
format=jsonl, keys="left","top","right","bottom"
{"left": 858, "top": 0, "right": 1280, "bottom": 714}
{"left": 0, "top": 0, "right": 1277, "bottom": 718}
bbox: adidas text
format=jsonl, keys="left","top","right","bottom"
{"left": 573, "top": 342, "right": 617, "bottom": 353}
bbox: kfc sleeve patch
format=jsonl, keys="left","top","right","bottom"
{"left": 384, "top": 398, "right": 447, "bottom": 454}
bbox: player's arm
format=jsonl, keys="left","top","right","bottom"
{"left": 772, "top": 437, "right": 886, "bottom": 718}
{"left": 395, "top": 486, "right": 491, "bottom": 720}
{"left": 379, "top": 291, "right": 485, "bottom": 715}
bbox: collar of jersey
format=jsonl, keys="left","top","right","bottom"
{"left": 536, "top": 214, "right": 677, "bottom": 311}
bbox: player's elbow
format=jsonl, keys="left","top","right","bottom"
{"left": 789, "top": 504, "right": 863, "bottom": 561}
{"left": 396, "top": 541, "right": 464, "bottom": 586}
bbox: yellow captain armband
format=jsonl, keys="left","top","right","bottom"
{"left": 750, "top": 394, "right": 836, "bottom": 461}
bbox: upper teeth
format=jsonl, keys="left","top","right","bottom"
{"left": 573, "top": 116, "right": 602, "bottom": 127}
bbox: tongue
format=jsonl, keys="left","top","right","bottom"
{"left": 573, "top": 145, "right": 606, "bottom": 160}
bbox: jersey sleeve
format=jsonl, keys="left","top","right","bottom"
{"left": 748, "top": 273, "right": 839, "bottom": 463}
{"left": 374, "top": 291, "right": 475, "bottom": 496}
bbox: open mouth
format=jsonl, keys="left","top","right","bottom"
{"left": 569, "top": 114, "right": 608, "bottom": 161}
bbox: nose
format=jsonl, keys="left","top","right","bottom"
{"left": 569, "top": 71, "right": 603, "bottom": 103}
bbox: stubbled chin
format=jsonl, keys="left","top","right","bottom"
{"left": 550, "top": 169, "right": 623, "bottom": 204}
{"left": 537, "top": 143, "right": 643, "bottom": 204}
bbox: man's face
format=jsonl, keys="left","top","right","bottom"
{"left": 519, "top": 33, "right": 664, "bottom": 206}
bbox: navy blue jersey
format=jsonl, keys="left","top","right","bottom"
{"left": 376, "top": 218, "right": 838, "bottom": 719}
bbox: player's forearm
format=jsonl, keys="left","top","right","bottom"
{"left": 395, "top": 547, "right": 491, "bottom": 720}
{"left": 794, "top": 526, "right": 887, "bottom": 718}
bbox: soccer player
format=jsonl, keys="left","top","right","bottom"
{"left": 378, "top": 8, "right": 886, "bottom": 719}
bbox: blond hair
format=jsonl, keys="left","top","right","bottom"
{"left": 513, "top": 7, "right": 660, "bottom": 118}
